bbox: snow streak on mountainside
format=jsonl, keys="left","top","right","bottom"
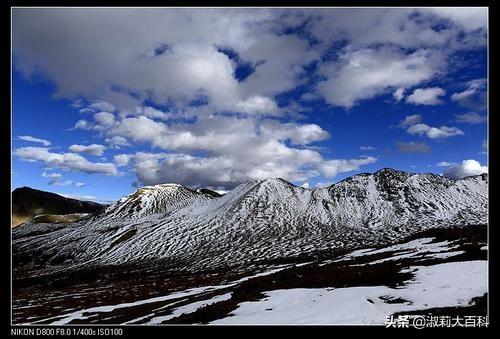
{"left": 13, "top": 169, "right": 488, "bottom": 273}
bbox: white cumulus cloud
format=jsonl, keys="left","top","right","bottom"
{"left": 113, "top": 154, "right": 132, "bottom": 167}
{"left": 42, "top": 171, "right": 62, "bottom": 178}
{"left": 68, "top": 144, "right": 106, "bottom": 156}
{"left": 393, "top": 88, "right": 405, "bottom": 102}
{"left": 105, "top": 136, "right": 130, "bottom": 148}
{"left": 443, "top": 159, "right": 487, "bottom": 179}
{"left": 14, "top": 147, "right": 119, "bottom": 176}
{"left": 11, "top": 8, "right": 487, "bottom": 190}
{"left": 451, "top": 79, "right": 487, "bottom": 111}
{"left": 319, "top": 156, "right": 377, "bottom": 177}
{"left": 18, "top": 135, "right": 51, "bottom": 146}
{"left": 399, "top": 114, "right": 423, "bottom": 128}
{"left": 406, "top": 87, "right": 445, "bottom": 105}
{"left": 399, "top": 114, "right": 464, "bottom": 139}
{"left": 317, "top": 47, "right": 445, "bottom": 108}
{"left": 455, "top": 112, "right": 486, "bottom": 124}
{"left": 406, "top": 123, "right": 464, "bottom": 139}
{"left": 89, "top": 100, "right": 116, "bottom": 112}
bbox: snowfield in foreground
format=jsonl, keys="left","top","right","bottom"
{"left": 212, "top": 261, "right": 487, "bottom": 325}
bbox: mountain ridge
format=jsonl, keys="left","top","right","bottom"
{"left": 12, "top": 169, "right": 488, "bottom": 273}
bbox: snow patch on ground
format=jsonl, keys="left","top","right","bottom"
{"left": 212, "top": 261, "right": 487, "bottom": 325}
{"left": 332, "top": 237, "right": 464, "bottom": 266}
{"left": 33, "top": 265, "right": 290, "bottom": 325}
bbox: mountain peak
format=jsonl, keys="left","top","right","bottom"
{"left": 253, "top": 178, "right": 300, "bottom": 192}
{"left": 13, "top": 186, "right": 32, "bottom": 191}
{"left": 13, "top": 186, "right": 48, "bottom": 194}
{"left": 104, "top": 181, "right": 213, "bottom": 219}
{"left": 374, "top": 168, "right": 407, "bottom": 176}
{"left": 260, "top": 177, "right": 294, "bottom": 185}
{"left": 140, "top": 183, "right": 185, "bottom": 191}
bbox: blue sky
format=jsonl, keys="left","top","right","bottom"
{"left": 12, "top": 8, "right": 488, "bottom": 202}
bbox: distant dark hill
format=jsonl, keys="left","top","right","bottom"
{"left": 12, "top": 187, "right": 106, "bottom": 227}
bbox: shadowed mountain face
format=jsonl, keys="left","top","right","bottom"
{"left": 196, "top": 188, "right": 223, "bottom": 197}
{"left": 11, "top": 187, "right": 107, "bottom": 227}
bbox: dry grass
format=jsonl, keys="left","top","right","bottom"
{"left": 11, "top": 213, "right": 89, "bottom": 227}
{"left": 31, "top": 213, "right": 88, "bottom": 224}
{"left": 11, "top": 214, "right": 31, "bottom": 228}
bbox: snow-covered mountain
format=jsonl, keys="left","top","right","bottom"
{"left": 13, "top": 169, "right": 487, "bottom": 273}
{"left": 100, "top": 183, "right": 214, "bottom": 220}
